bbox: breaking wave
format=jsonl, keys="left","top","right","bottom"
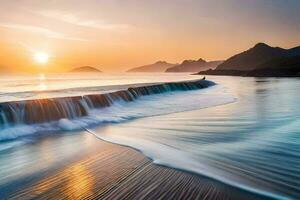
{"left": 0, "top": 79, "right": 234, "bottom": 141}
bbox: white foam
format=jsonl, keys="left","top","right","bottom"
{"left": 87, "top": 128, "right": 289, "bottom": 200}
{"left": 0, "top": 125, "right": 39, "bottom": 141}
{"left": 0, "top": 85, "right": 235, "bottom": 141}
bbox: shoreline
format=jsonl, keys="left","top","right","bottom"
{"left": 7, "top": 133, "right": 270, "bottom": 200}
{"left": 195, "top": 71, "right": 300, "bottom": 78}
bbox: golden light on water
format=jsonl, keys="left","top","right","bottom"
{"left": 38, "top": 73, "right": 47, "bottom": 91}
{"left": 38, "top": 82, "right": 47, "bottom": 91}
{"left": 34, "top": 52, "right": 49, "bottom": 64}
{"left": 39, "top": 73, "right": 46, "bottom": 80}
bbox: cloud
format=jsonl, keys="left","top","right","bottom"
{"left": 37, "top": 10, "right": 132, "bottom": 31}
{"left": 0, "top": 23, "right": 89, "bottom": 41}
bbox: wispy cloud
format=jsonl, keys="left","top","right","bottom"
{"left": 37, "top": 10, "right": 132, "bottom": 32}
{"left": 0, "top": 23, "right": 89, "bottom": 41}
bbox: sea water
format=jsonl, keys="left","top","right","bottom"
{"left": 90, "top": 76, "right": 300, "bottom": 199}
{"left": 0, "top": 73, "right": 299, "bottom": 199}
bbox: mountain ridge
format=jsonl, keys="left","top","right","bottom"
{"left": 127, "top": 61, "right": 176, "bottom": 72}
{"left": 70, "top": 66, "right": 102, "bottom": 72}
{"left": 166, "top": 59, "right": 223, "bottom": 72}
{"left": 197, "top": 43, "right": 300, "bottom": 77}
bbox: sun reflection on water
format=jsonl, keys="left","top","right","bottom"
{"left": 39, "top": 74, "right": 45, "bottom": 81}
{"left": 37, "top": 74, "right": 47, "bottom": 91}
{"left": 38, "top": 83, "right": 47, "bottom": 91}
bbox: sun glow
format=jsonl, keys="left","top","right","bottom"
{"left": 34, "top": 52, "right": 49, "bottom": 64}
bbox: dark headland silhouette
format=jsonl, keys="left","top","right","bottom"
{"left": 197, "top": 43, "right": 300, "bottom": 77}
{"left": 127, "top": 61, "right": 176, "bottom": 72}
{"left": 70, "top": 66, "right": 102, "bottom": 72}
{"left": 166, "top": 59, "right": 223, "bottom": 72}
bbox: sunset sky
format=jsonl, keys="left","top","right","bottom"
{"left": 0, "top": 0, "right": 300, "bottom": 72}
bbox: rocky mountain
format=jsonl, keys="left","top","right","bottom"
{"left": 198, "top": 43, "right": 300, "bottom": 77}
{"left": 70, "top": 66, "right": 102, "bottom": 72}
{"left": 127, "top": 61, "right": 176, "bottom": 72}
{"left": 217, "top": 43, "right": 289, "bottom": 71}
{"left": 166, "top": 59, "right": 223, "bottom": 72}
{"left": 246, "top": 55, "right": 300, "bottom": 77}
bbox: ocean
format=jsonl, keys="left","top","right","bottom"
{"left": 0, "top": 73, "right": 299, "bottom": 199}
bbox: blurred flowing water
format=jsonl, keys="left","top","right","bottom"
{"left": 0, "top": 73, "right": 299, "bottom": 199}
{"left": 91, "top": 76, "right": 300, "bottom": 199}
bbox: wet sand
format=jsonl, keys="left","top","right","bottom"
{"left": 6, "top": 135, "right": 269, "bottom": 200}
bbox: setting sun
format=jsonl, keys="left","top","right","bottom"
{"left": 34, "top": 52, "right": 49, "bottom": 64}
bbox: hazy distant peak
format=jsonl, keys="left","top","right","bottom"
{"left": 127, "top": 61, "right": 176, "bottom": 72}
{"left": 70, "top": 66, "right": 102, "bottom": 72}
{"left": 166, "top": 59, "right": 222, "bottom": 72}
{"left": 197, "top": 58, "right": 206, "bottom": 62}
{"left": 181, "top": 60, "right": 192, "bottom": 65}
{"left": 181, "top": 59, "right": 206, "bottom": 65}
{"left": 155, "top": 61, "right": 168, "bottom": 64}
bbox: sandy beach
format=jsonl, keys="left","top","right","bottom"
{"left": 4, "top": 132, "right": 268, "bottom": 200}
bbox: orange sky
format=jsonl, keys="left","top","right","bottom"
{"left": 0, "top": 0, "right": 300, "bottom": 72}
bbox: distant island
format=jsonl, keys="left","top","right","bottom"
{"left": 197, "top": 43, "right": 300, "bottom": 77}
{"left": 70, "top": 66, "right": 102, "bottom": 73}
{"left": 127, "top": 61, "right": 176, "bottom": 72}
{"left": 166, "top": 59, "right": 223, "bottom": 73}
